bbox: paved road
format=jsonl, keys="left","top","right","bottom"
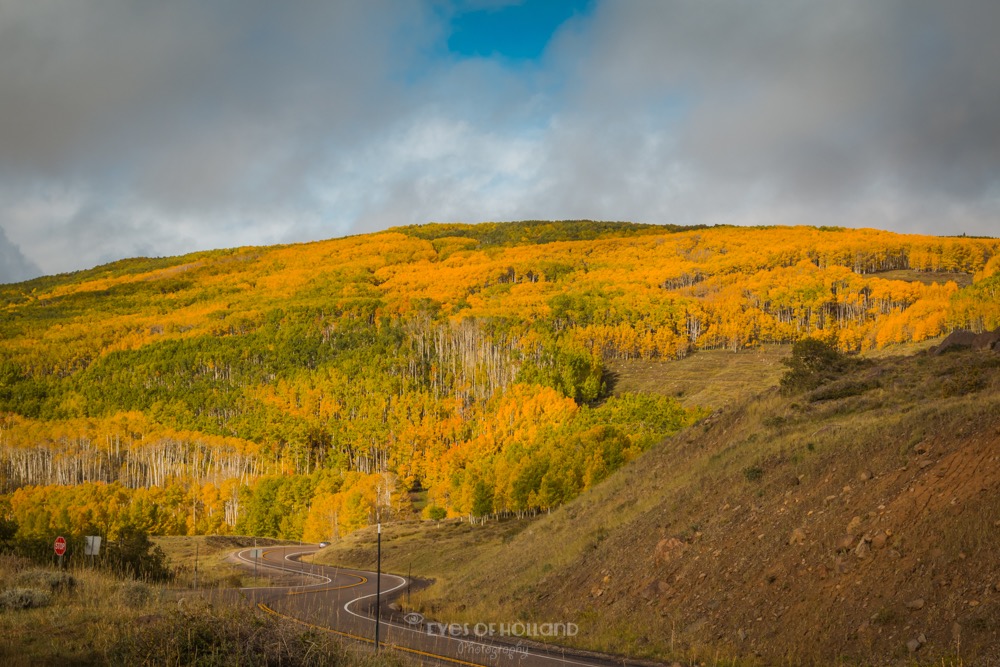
{"left": 233, "top": 545, "right": 655, "bottom": 667}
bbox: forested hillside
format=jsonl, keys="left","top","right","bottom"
{"left": 1, "top": 222, "right": 998, "bottom": 546}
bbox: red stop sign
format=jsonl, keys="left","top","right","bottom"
{"left": 54, "top": 536, "right": 67, "bottom": 556}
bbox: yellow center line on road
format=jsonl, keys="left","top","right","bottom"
{"left": 257, "top": 602, "right": 487, "bottom": 667}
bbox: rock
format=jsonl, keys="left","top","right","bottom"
{"left": 846, "top": 516, "right": 862, "bottom": 537}
{"left": 907, "top": 638, "right": 922, "bottom": 653}
{"left": 854, "top": 539, "right": 871, "bottom": 559}
{"left": 858, "top": 470, "right": 873, "bottom": 482}
{"left": 906, "top": 598, "right": 925, "bottom": 610}
{"left": 932, "top": 327, "right": 1000, "bottom": 355}
{"left": 683, "top": 617, "right": 708, "bottom": 634}
{"left": 639, "top": 582, "right": 658, "bottom": 601}
{"left": 655, "top": 537, "right": 686, "bottom": 565}
{"left": 870, "top": 531, "right": 889, "bottom": 549}
{"left": 789, "top": 528, "right": 807, "bottom": 545}
{"left": 640, "top": 579, "right": 671, "bottom": 600}
{"left": 737, "top": 629, "right": 747, "bottom": 641}
{"left": 836, "top": 535, "right": 856, "bottom": 552}
{"left": 919, "top": 459, "right": 934, "bottom": 469}
{"left": 915, "top": 442, "right": 930, "bottom": 455}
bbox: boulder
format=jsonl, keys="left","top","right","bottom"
{"left": 931, "top": 328, "right": 1000, "bottom": 355}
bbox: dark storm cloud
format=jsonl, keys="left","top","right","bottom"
{"left": 0, "top": 1, "right": 435, "bottom": 210}
{"left": 0, "top": 1, "right": 997, "bottom": 277}
{"left": 0, "top": 0, "right": 446, "bottom": 271}
{"left": 0, "top": 225, "right": 40, "bottom": 283}
{"left": 542, "top": 0, "right": 1000, "bottom": 233}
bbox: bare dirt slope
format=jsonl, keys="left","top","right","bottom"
{"left": 358, "top": 348, "right": 1000, "bottom": 666}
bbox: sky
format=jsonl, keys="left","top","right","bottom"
{"left": 1, "top": 0, "right": 999, "bottom": 283}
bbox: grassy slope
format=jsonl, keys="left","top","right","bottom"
{"left": 318, "top": 346, "right": 1000, "bottom": 667}
{"left": 606, "top": 346, "right": 790, "bottom": 409}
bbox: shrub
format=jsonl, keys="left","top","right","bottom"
{"left": 425, "top": 505, "right": 447, "bottom": 521}
{"left": 116, "top": 580, "right": 153, "bottom": 609}
{"left": 940, "top": 367, "right": 987, "bottom": 397}
{"left": 808, "top": 379, "right": 879, "bottom": 402}
{"left": 103, "top": 525, "right": 172, "bottom": 582}
{"left": 14, "top": 569, "right": 76, "bottom": 593}
{"left": 780, "top": 338, "right": 850, "bottom": 393}
{"left": 0, "top": 587, "right": 52, "bottom": 611}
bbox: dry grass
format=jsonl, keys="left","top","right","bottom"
{"left": 868, "top": 269, "right": 973, "bottom": 287}
{"left": 0, "top": 552, "right": 399, "bottom": 666}
{"left": 606, "top": 345, "right": 790, "bottom": 408}
{"left": 154, "top": 535, "right": 300, "bottom": 589}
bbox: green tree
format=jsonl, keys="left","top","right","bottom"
{"left": 780, "top": 338, "right": 849, "bottom": 392}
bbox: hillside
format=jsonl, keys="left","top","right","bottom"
{"left": 316, "top": 344, "right": 1000, "bottom": 666}
{"left": 2, "top": 222, "right": 1000, "bottom": 552}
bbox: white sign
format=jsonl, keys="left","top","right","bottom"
{"left": 84, "top": 535, "right": 102, "bottom": 556}
{"left": 249, "top": 548, "right": 264, "bottom": 558}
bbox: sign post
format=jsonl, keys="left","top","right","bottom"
{"left": 252, "top": 539, "right": 259, "bottom": 585}
{"left": 375, "top": 522, "right": 382, "bottom": 652}
{"left": 84, "top": 536, "right": 101, "bottom": 556}
{"left": 54, "top": 535, "right": 66, "bottom": 568}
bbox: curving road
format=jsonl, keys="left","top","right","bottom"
{"left": 232, "top": 545, "right": 654, "bottom": 667}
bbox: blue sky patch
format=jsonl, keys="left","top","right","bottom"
{"left": 447, "top": 0, "right": 593, "bottom": 60}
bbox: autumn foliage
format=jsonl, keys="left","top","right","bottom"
{"left": 1, "top": 222, "right": 997, "bottom": 541}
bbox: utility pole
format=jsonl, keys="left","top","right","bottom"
{"left": 375, "top": 522, "right": 382, "bottom": 652}
{"left": 194, "top": 542, "right": 199, "bottom": 589}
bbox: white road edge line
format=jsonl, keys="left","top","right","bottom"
{"left": 235, "top": 547, "right": 331, "bottom": 589}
